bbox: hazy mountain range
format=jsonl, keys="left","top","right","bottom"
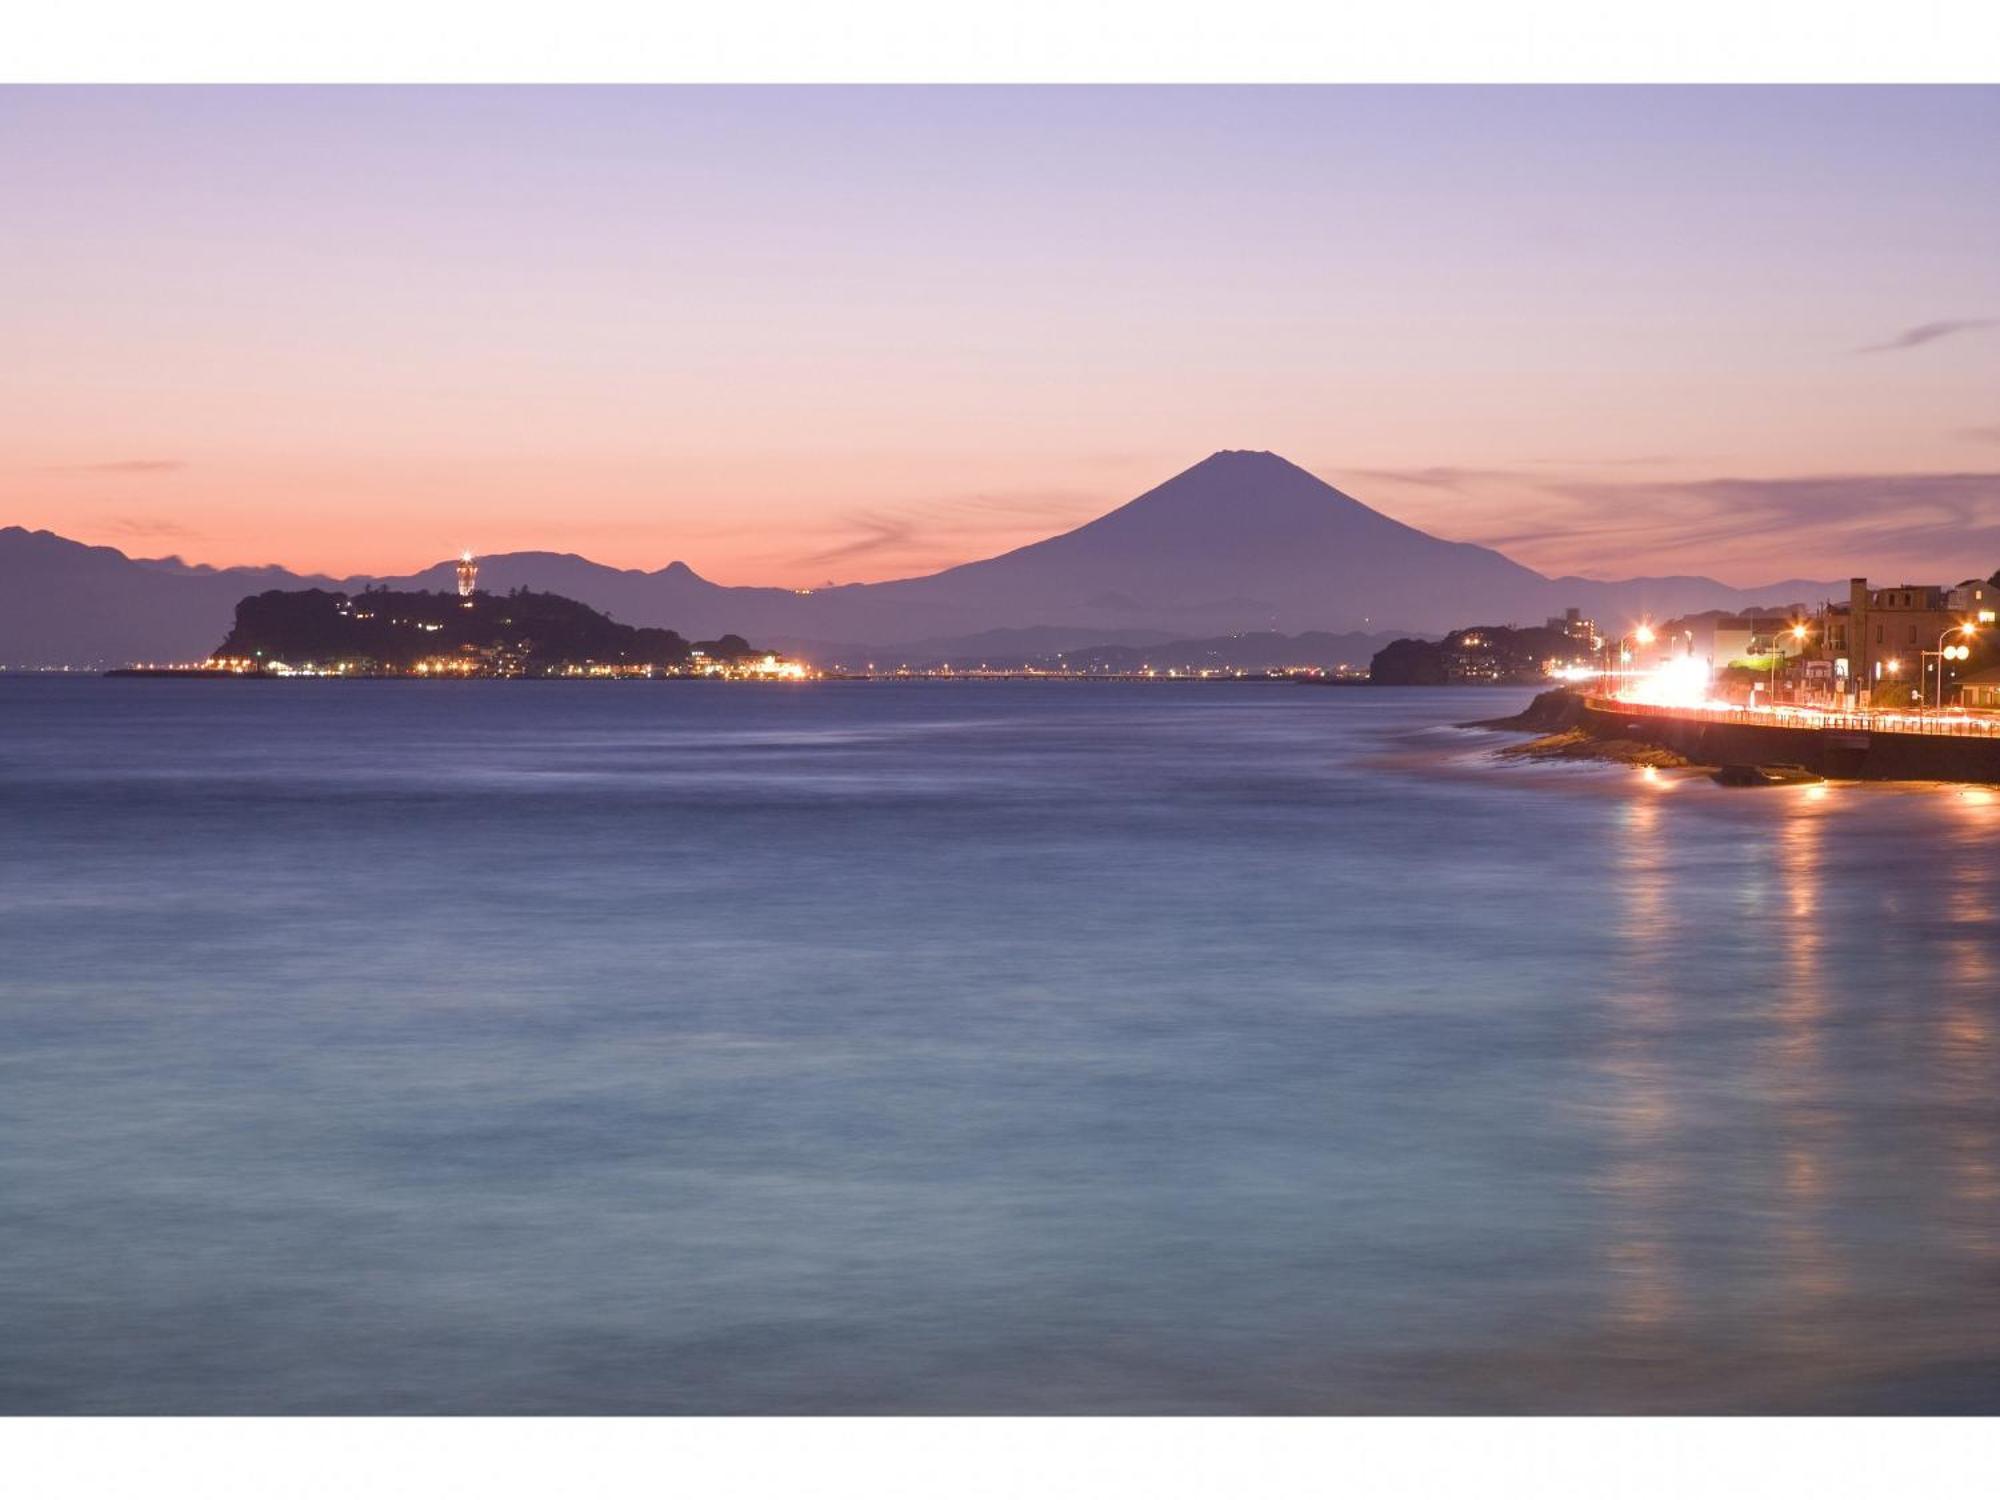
{"left": 2, "top": 450, "right": 1843, "bottom": 668}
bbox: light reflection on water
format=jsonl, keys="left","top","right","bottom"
{"left": 1938, "top": 810, "right": 2000, "bottom": 1238}
{"left": 1600, "top": 792, "right": 1682, "bottom": 1336}
{"left": 1769, "top": 799, "right": 1844, "bottom": 1341}
{"left": 2, "top": 678, "right": 1999, "bottom": 1413}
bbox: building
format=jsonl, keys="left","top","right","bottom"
{"left": 1643, "top": 611, "right": 1814, "bottom": 697}
{"left": 1948, "top": 578, "right": 2000, "bottom": 622}
{"left": 1961, "top": 665, "right": 2000, "bottom": 711}
{"left": 456, "top": 550, "right": 479, "bottom": 599}
{"left": 1542, "top": 607, "right": 1599, "bottom": 648}
{"left": 1819, "top": 578, "right": 1990, "bottom": 707}
{"left": 1693, "top": 612, "right": 1810, "bottom": 668}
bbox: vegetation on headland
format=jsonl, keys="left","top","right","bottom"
{"left": 207, "top": 587, "right": 771, "bottom": 676}
{"left": 1368, "top": 623, "right": 1588, "bottom": 685}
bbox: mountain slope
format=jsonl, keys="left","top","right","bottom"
{"left": 0, "top": 528, "right": 342, "bottom": 667}
{"left": 863, "top": 450, "right": 1557, "bottom": 632}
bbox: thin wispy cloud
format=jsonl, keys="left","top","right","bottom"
{"left": 1468, "top": 471, "right": 2000, "bottom": 583}
{"left": 101, "top": 514, "right": 201, "bottom": 538}
{"left": 1347, "top": 466, "right": 1521, "bottom": 492}
{"left": 786, "top": 487, "right": 1107, "bottom": 575}
{"left": 1854, "top": 319, "right": 1997, "bottom": 355}
{"left": 1335, "top": 458, "right": 2000, "bottom": 585}
{"left": 796, "top": 513, "right": 922, "bottom": 567}
{"left": 1514, "top": 454, "right": 1684, "bottom": 470}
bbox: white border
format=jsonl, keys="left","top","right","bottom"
{"left": 9, "top": 1415, "right": 2000, "bottom": 1499}
{"left": 5, "top": 0, "right": 2000, "bottom": 83}
{"left": 7, "top": 10, "right": 2000, "bottom": 1494}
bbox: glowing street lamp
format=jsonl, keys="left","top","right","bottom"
{"left": 1874, "top": 656, "right": 1911, "bottom": 709}
{"left": 1768, "top": 620, "right": 1812, "bottom": 705}
{"left": 1605, "top": 622, "right": 1656, "bottom": 700}
{"left": 1920, "top": 624, "right": 1984, "bottom": 716}
{"left": 1926, "top": 622, "right": 1979, "bottom": 711}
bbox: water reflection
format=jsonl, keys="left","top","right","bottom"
{"left": 1935, "top": 794, "right": 2000, "bottom": 1241}
{"left": 1767, "top": 795, "right": 1844, "bottom": 1333}
{"left": 11, "top": 680, "right": 2000, "bottom": 1413}
{"left": 1599, "top": 786, "right": 1681, "bottom": 1332}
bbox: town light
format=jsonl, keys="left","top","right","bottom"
{"left": 1648, "top": 654, "right": 1713, "bottom": 708}
{"left": 1634, "top": 624, "right": 1656, "bottom": 646}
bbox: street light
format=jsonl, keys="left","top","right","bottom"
{"left": 1927, "top": 622, "right": 1979, "bottom": 712}
{"left": 1603, "top": 623, "right": 1654, "bottom": 699}
{"left": 1629, "top": 623, "right": 1655, "bottom": 698}
{"left": 1770, "top": 620, "right": 1811, "bottom": 705}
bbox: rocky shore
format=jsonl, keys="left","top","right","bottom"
{"left": 1495, "top": 727, "right": 1695, "bottom": 768}
{"left": 1466, "top": 688, "right": 1701, "bottom": 770}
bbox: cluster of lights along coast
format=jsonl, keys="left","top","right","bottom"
{"left": 1495, "top": 575, "right": 2000, "bottom": 786}
{"left": 1588, "top": 576, "right": 2000, "bottom": 722}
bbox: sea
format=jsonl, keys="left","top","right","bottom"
{"left": 3, "top": 676, "right": 1998, "bottom": 1414}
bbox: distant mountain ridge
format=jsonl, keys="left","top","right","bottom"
{"left": 2, "top": 451, "right": 1843, "bottom": 667}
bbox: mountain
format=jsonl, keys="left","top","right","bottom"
{"left": 852, "top": 450, "right": 1558, "bottom": 634}
{"left": 2, "top": 453, "right": 1844, "bottom": 667}
{"left": 861, "top": 450, "right": 1835, "bottom": 634}
{"left": 0, "top": 529, "right": 344, "bottom": 668}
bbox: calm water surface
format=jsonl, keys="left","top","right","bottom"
{"left": 3, "top": 678, "right": 1998, "bottom": 1413}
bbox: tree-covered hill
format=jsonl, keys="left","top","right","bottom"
{"left": 213, "top": 587, "right": 756, "bottom": 673}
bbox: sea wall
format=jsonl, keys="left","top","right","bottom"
{"left": 1578, "top": 699, "right": 2000, "bottom": 784}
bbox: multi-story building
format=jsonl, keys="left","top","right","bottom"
{"left": 1948, "top": 577, "right": 2000, "bottom": 621}
{"left": 1543, "top": 607, "right": 1600, "bottom": 649}
{"left": 1819, "top": 578, "right": 1990, "bottom": 706}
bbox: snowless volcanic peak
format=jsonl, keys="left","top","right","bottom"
{"left": 876, "top": 447, "right": 1553, "bottom": 634}
{"left": 1054, "top": 449, "right": 1445, "bottom": 547}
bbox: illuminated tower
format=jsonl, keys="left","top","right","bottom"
{"left": 456, "top": 550, "right": 478, "bottom": 599}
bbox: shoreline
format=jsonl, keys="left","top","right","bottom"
{"left": 91, "top": 668, "right": 1371, "bottom": 684}
{"left": 1462, "top": 689, "right": 1703, "bottom": 771}
{"left": 1470, "top": 687, "right": 2000, "bottom": 786}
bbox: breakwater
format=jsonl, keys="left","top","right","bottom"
{"left": 1578, "top": 696, "right": 2000, "bottom": 784}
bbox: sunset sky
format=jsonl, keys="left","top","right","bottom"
{"left": 3, "top": 85, "right": 1997, "bottom": 586}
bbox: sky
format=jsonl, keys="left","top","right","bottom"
{"left": 2, "top": 85, "right": 1997, "bottom": 587}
